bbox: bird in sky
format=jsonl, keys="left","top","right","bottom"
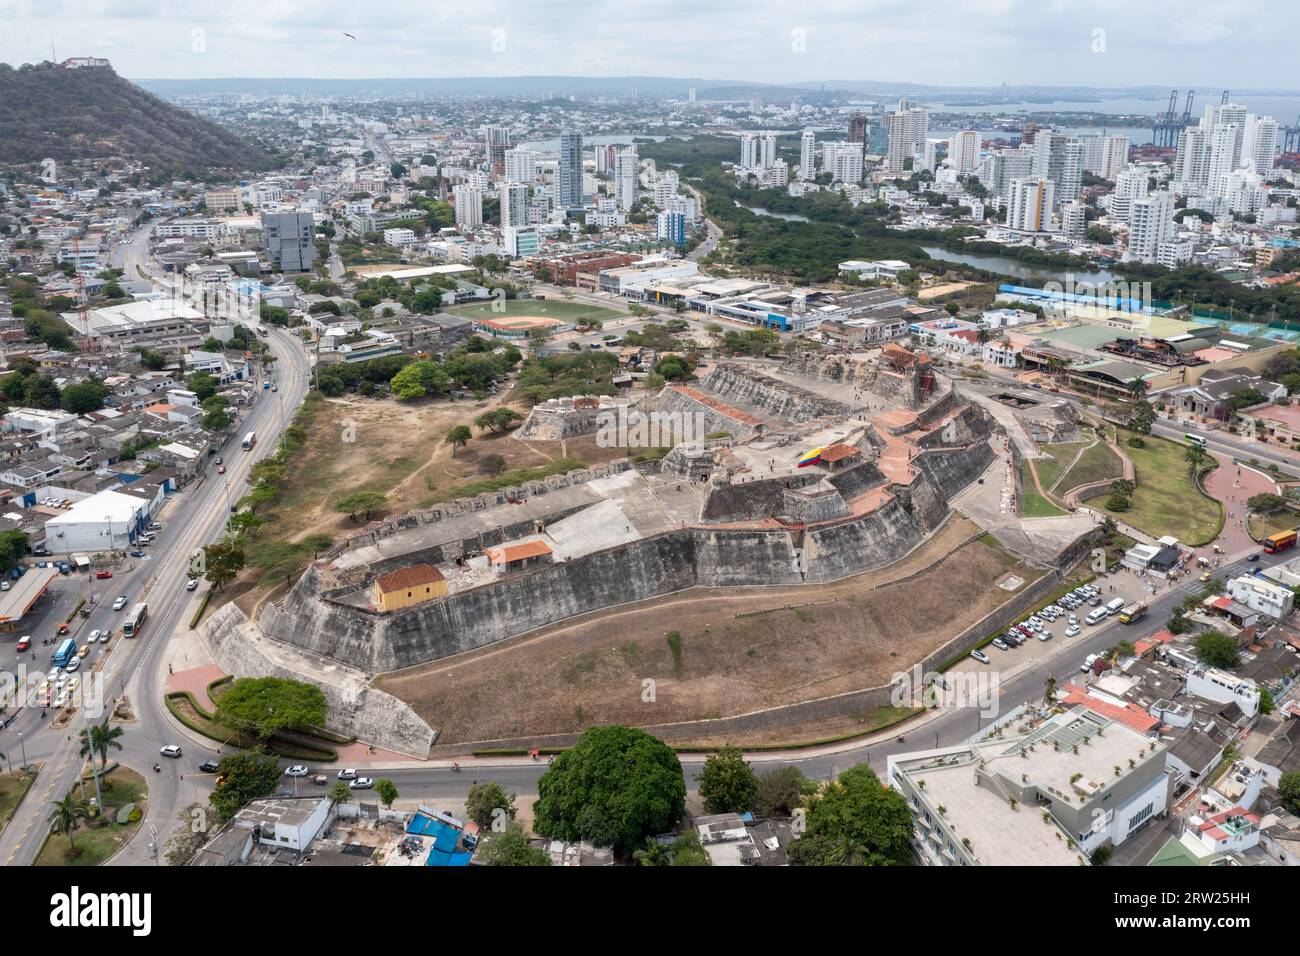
{"left": 343, "top": 32, "right": 356, "bottom": 39}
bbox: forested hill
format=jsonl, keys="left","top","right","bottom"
{"left": 0, "top": 61, "right": 274, "bottom": 175}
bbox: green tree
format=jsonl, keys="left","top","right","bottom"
{"left": 655, "top": 356, "right": 691, "bottom": 381}
{"left": 203, "top": 541, "right": 245, "bottom": 590}
{"left": 60, "top": 379, "right": 108, "bottom": 414}
{"left": 1279, "top": 771, "right": 1300, "bottom": 814}
{"left": 1194, "top": 631, "right": 1240, "bottom": 669}
{"left": 328, "top": 782, "right": 353, "bottom": 810}
{"left": 532, "top": 725, "right": 686, "bottom": 858}
{"left": 754, "top": 765, "right": 815, "bottom": 817}
{"left": 635, "top": 830, "right": 711, "bottom": 866}
{"left": 445, "top": 424, "right": 472, "bottom": 457}
{"left": 334, "top": 489, "right": 388, "bottom": 522}
{"left": 478, "top": 823, "right": 552, "bottom": 866}
{"left": 474, "top": 407, "right": 524, "bottom": 432}
{"left": 48, "top": 792, "right": 91, "bottom": 854}
{"left": 210, "top": 748, "right": 282, "bottom": 821}
{"left": 187, "top": 372, "right": 219, "bottom": 402}
{"left": 466, "top": 780, "right": 517, "bottom": 829}
{"left": 787, "top": 764, "right": 913, "bottom": 866}
{"left": 213, "top": 677, "right": 327, "bottom": 739}
{"left": 1247, "top": 492, "right": 1287, "bottom": 514}
{"left": 375, "top": 778, "right": 399, "bottom": 808}
{"left": 697, "top": 746, "right": 758, "bottom": 815}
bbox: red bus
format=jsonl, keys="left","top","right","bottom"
{"left": 1263, "top": 529, "right": 1297, "bottom": 554}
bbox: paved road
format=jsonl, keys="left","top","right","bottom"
{"left": 0, "top": 324, "right": 312, "bottom": 865}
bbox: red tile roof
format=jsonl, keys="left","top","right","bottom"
{"left": 375, "top": 563, "right": 445, "bottom": 593}
{"left": 487, "top": 540, "right": 553, "bottom": 563}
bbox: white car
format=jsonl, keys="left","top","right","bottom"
{"left": 96, "top": 629, "right": 109, "bottom": 644}
{"left": 186, "top": 579, "right": 199, "bottom": 591}
{"left": 337, "top": 768, "right": 357, "bottom": 780}
{"left": 284, "top": 765, "right": 310, "bottom": 777}
{"left": 64, "top": 656, "right": 81, "bottom": 674}
{"left": 1036, "top": 630, "right": 1052, "bottom": 642}
{"left": 160, "top": 744, "right": 183, "bottom": 758}
{"left": 113, "top": 596, "right": 128, "bottom": 611}
{"left": 1081, "top": 653, "right": 1099, "bottom": 673}
{"left": 1065, "top": 624, "right": 1081, "bottom": 638}
{"left": 969, "top": 649, "right": 990, "bottom": 665}
{"left": 349, "top": 776, "right": 374, "bottom": 789}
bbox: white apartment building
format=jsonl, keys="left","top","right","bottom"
{"left": 799, "top": 130, "right": 817, "bottom": 180}
{"left": 382, "top": 227, "right": 417, "bottom": 247}
{"left": 503, "top": 148, "right": 538, "bottom": 184}
{"left": 1032, "top": 132, "right": 1082, "bottom": 206}
{"left": 1007, "top": 177, "right": 1055, "bottom": 232}
{"left": 1108, "top": 165, "right": 1150, "bottom": 224}
{"left": 1127, "top": 190, "right": 1179, "bottom": 264}
{"left": 615, "top": 147, "right": 639, "bottom": 211}
{"left": 453, "top": 184, "right": 483, "bottom": 228}
{"left": 500, "top": 182, "right": 530, "bottom": 229}
{"left": 885, "top": 103, "right": 929, "bottom": 172}
{"left": 822, "top": 141, "right": 864, "bottom": 184}
{"left": 1227, "top": 574, "right": 1294, "bottom": 621}
{"left": 1060, "top": 200, "right": 1087, "bottom": 240}
{"left": 948, "top": 130, "right": 981, "bottom": 175}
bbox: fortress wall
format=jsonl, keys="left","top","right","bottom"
{"left": 802, "top": 495, "right": 924, "bottom": 584}
{"left": 652, "top": 387, "right": 761, "bottom": 440}
{"left": 782, "top": 485, "right": 852, "bottom": 523}
{"left": 339, "top": 459, "right": 635, "bottom": 551}
{"left": 263, "top": 489, "right": 954, "bottom": 672}
{"left": 701, "top": 476, "right": 787, "bottom": 522}
{"left": 700, "top": 364, "right": 851, "bottom": 423}
{"left": 826, "top": 460, "right": 887, "bottom": 500}
{"left": 203, "top": 603, "right": 437, "bottom": 755}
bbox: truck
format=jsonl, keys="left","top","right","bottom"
{"left": 1263, "top": 529, "right": 1297, "bottom": 554}
{"left": 1118, "top": 602, "right": 1148, "bottom": 624}
{"left": 242, "top": 431, "right": 257, "bottom": 450}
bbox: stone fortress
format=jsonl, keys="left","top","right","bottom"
{"left": 204, "top": 343, "right": 1011, "bottom": 753}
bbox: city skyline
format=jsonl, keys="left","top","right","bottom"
{"left": 3, "top": 0, "right": 1299, "bottom": 88}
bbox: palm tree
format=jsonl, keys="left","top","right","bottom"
{"left": 48, "top": 793, "right": 91, "bottom": 855}
{"left": 1184, "top": 443, "right": 1207, "bottom": 468}
{"left": 1127, "top": 377, "right": 1148, "bottom": 402}
{"left": 1043, "top": 675, "right": 1058, "bottom": 707}
{"left": 79, "top": 723, "right": 124, "bottom": 776}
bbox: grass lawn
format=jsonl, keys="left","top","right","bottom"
{"left": 1056, "top": 438, "right": 1124, "bottom": 493}
{"left": 35, "top": 766, "right": 148, "bottom": 867}
{"left": 1086, "top": 431, "right": 1222, "bottom": 546}
{"left": 0, "top": 769, "right": 36, "bottom": 835}
{"left": 1020, "top": 461, "right": 1066, "bottom": 517}
{"left": 1033, "top": 441, "right": 1089, "bottom": 492}
{"left": 447, "top": 298, "right": 622, "bottom": 323}
{"left": 1248, "top": 509, "right": 1300, "bottom": 540}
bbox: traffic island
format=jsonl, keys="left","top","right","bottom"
{"left": 34, "top": 765, "right": 148, "bottom": 866}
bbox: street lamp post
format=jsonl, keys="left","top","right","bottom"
{"left": 18, "top": 730, "right": 26, "bottom": 769}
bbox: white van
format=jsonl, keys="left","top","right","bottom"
{"left": 1105, "top": 598, "right": 1125, "bottom": 616}
{"left": 1085, "top": 608, "right": 1109, "bottom": 626}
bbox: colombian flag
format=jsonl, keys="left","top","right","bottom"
{"left": 796, "top": 447, "right": 824, "bottom": 468}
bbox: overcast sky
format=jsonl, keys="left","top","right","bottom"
{"left": 2, "top": 0, "right": 1297, "bottom": 88}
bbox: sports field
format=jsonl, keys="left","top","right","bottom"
{"left": 447, "top": 298, "right": 622, "bottom": 323}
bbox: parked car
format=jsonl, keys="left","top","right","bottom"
{"left": 95, "top": 570, "right": 113, "bottom": 579}
{"left": 1081, "top": 653, "right": 1099, "bottom": 673}
{"left": 0, "top": 581, "right": 9, "bottom": 592}
{"left": 1065, "top": 624, "right": 1081, "bottom": 638}
{"left": 186, "top": 579, "right": 199, "bottom": 591}
{"left": 337, "top": 768, "right": 357, "bottom": 780}
{"left": 349, "top": 776, "right": 374, "bottom": 790}
{"left": 991, "top": 638, "right": 1010, "bottom": 651}
{"left": 160, "top": 744, "right": 183, "bottom": 758}
{"left": 969, "top": 649, "right": 990, "bottom": 665}
{"left": 1036, "top": 630, "right": 1052, "bottom": 642}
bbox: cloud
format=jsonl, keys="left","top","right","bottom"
{"left": 1, "top": 0, "right": 1296, "bottom": 87}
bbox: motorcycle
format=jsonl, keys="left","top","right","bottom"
{"left": 152, "top": 763, "right": 161, "bottom": 773}
{"left": 451, "top": 762, "right": 461, "bottom": 772}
